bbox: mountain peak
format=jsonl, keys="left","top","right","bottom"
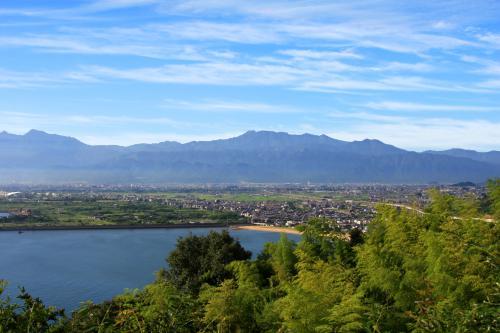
{"left": 25, "top": 129, "right": 49, "bottom": 137}
{"left": 21, "top": 129, "right": 86, "bottom": 146}
{"left": 239, "top": 130, "right": 288, "bottom": 137}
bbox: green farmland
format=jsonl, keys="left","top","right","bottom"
{"left": 0, "top": 200, "right": 246, "bottom": 228}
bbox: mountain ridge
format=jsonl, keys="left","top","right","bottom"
{"left": 0, "top": 129, "right": 498, "bottom": 184}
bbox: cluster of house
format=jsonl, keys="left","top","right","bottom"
{"left": 0, "top": 183, "right": 485, "bottom": 230}
{"left": 163, "top": 197, "right": 375, "bottom": 231}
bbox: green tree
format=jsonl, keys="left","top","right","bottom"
{"left": 276, "top": 258, "right": 357, "bottom": 332}
{"left": 0, "top": 281, "right": 65, "bottom": 333}
{"left": 297, "top": 217, "right": 339, "bottom": 261}
{"left": 201, "top": 261, "right": 270, "bottom": 333}
{"left": 487, "top": 179, "right": 500, "bottom": 220}
{"left": 263, "top": 234, "right": 298, "bottom": 285}
{"left": 66, "top": 283, "right": 203, "bottom": 332}
{"left": 163, "top": 230, "right": 252, "bottom": 294}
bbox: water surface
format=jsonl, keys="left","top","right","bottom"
{"left": 0, "top": 227, "right": 299, "bottom": 311}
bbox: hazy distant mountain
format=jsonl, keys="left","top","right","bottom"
{"left": 425, "top": 148, "right": 500, "bottom": 165}
{"left": 0, "top": 130, "right": 498, "bottom": 184}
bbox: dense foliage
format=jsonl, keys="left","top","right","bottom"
{"left": 1, "top": 181, "right": 499, "bottom": 332}
{"left": 0, "top": 282, "right": 65, "bottom": 333}
{"left": 163, "top": 230, "right": 252, "bottom": 293}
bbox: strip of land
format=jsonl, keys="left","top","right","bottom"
{"left": 0, "top": 223, "right": 305, "bottom": 234}
{"left": 231, "top": 225, "right": 302, "bottom": 235}
{"left": 0, "top": 223, "right": 243, "bottom": 232}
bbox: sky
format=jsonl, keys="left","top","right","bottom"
{"left": 1, "top": 0, "right": 500, "bottom": 151}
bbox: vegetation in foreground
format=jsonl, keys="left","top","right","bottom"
{"left": 1, "top": 180, "right": 499, "bottom": 332}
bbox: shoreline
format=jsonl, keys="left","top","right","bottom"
{"left": 0, "top": 223, "right": 304, "bottom": 235}
{"left": 0, "top": 222, "right": 249, "bottom": 232}
{"left": 231, "top": 225, "right": 302, "bottom": 235}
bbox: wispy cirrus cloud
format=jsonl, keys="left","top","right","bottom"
{"left": 0, "top": 0, "right": 160, "bottom": 19}
{"left": 0, "top": 110, "right": 179, "bottom": 127}
{"left": 329, "top": 111, "right": 406, "bottom": 123}
{"left": 152, "top": 22, "right": 282, "bottom": 44}
{"left": 0, "top": 110, "right": 208, "bottom": 145}
{"left": 80, "top": 62, "right": 306, "bottom": 86}
{"left": 330, "top": 118, "right": 500, "bottom": 151}
{"left": 162, "top": 99, "right": 304, "bottom": 113}
{"left": 277, "top": 49, "right": 363, "bottom": 59}
{"left": 478, "top": 80, "right": 500, "bottom": 89}
{"left": 1, "top": 2, "right": 482, "bottom": 56}
{"left": 69, "top": 61, "right": 494, "bottom": 94}
{"left": 299, "top": 75, "right": 488, "bottom": 93}
{"left": 0, "top": 34, "right": 206, "bottom": 60}
{"left": 476, "top": 32, "right": 500, "bottom": 48}
{"left": 0, "top": 68, "right": 65, "bottom": 88}
{"left": 369, "top": 62, "right": 433, "bottom": 72}
{"left": 326, "top": 111, "right": 500, "bottom": 151}
{"left": 82, "top": 0, "right": 159, "bottom": 12}
{"left": 364, "top": 101, "right": 499, "bottom": 112}
{"left": 461, "top": 55, "right": 500, "bottom": 75}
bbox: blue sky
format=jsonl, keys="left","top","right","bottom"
{"left": 1, "top": 0, "right": 500, "bottom": 151}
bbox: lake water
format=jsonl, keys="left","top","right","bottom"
{"left": 0, "top": 227, "right": 300, "bottom": 311}
{"left": 0, "top": 212, "right": 11, "bottom": 218}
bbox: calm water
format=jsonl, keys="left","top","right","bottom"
{"left": 0, "top": 212, "right": 11, "bottom": 218}
{"left": 0, "top": 228, "right": 300, "bottom": 311}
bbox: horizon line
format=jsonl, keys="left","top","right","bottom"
{"left": 1, "top": 128, "right": 499, "bottom": 153}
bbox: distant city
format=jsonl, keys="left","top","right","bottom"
{"left": 0, "top": 182, "right": 485, "bottom": 232}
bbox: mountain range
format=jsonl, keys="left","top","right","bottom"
{"left": 0, "top": 129, "right": 499, "bottom": 184}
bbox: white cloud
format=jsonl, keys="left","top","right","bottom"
{"left": 432, "top": 20, "right": 455, "bottom": 30}
{"left": 326, "top": 112, "right": 500, "bottom": 151}
{"left": 82, "top": 0, "right": 159, "bottom": 12}
{"left": 162, "top": 99, "right": 304, "bottom": 113}
{"left": 370, "top": 62, "right": 433, "bottom": 72}
{"left": 153, "top": 22, "right": 282, "bottom": 44}
{"left": 299, "top": 76, "right": 485, "bottom": 93}
{"left": 277, "top": 49, "right": 363, "bottom": 59}
{"left": 365, "top": 101, "right": 499, "bottom": 112}
{"left": 0, "top": 0, "right": 160, "bottom": 19}
{"left": 478, "top": 80, "right": 500, "bottom": 89}
{"left": 81, "top": 62, "right": 306, "bottom": 86}
{"left": 0, "top": 35, "right": 206, "bottom": 60}
{"left": 329, "top": 111, "right": 406, "bottom": 122}
{"left": 77, "top": 62, "right": 489, "bottom": 94}
{"left": 460, "top": 55, "right": 500, "bottom": 76}
{"left": 0, "top": 111, "right": 187, "bottom": 132}
{"left": 476, "top": 32, "right": 500, "bottom": 48}
{"left": 157, "top": 0, "right": 375, "bottom": 20}
{"left": 0, "top": 69, "right": 64, "bottom": 88}
{"left": 65, "top": 115, "right": 179, "bottom": 126}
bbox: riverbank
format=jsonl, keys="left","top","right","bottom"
{"left": 231, "top": 225, "right": 302, "bottom": 235}
{"left": 0, "top": 222, "right": 249, "bottom": 232}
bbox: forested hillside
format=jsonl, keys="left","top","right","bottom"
{"left": 1, "top": 180, "right": 499, "bottom": 332}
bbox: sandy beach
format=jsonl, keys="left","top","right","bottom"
{"left": 232, "top": 225, "right": 303, "bottom": 235}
